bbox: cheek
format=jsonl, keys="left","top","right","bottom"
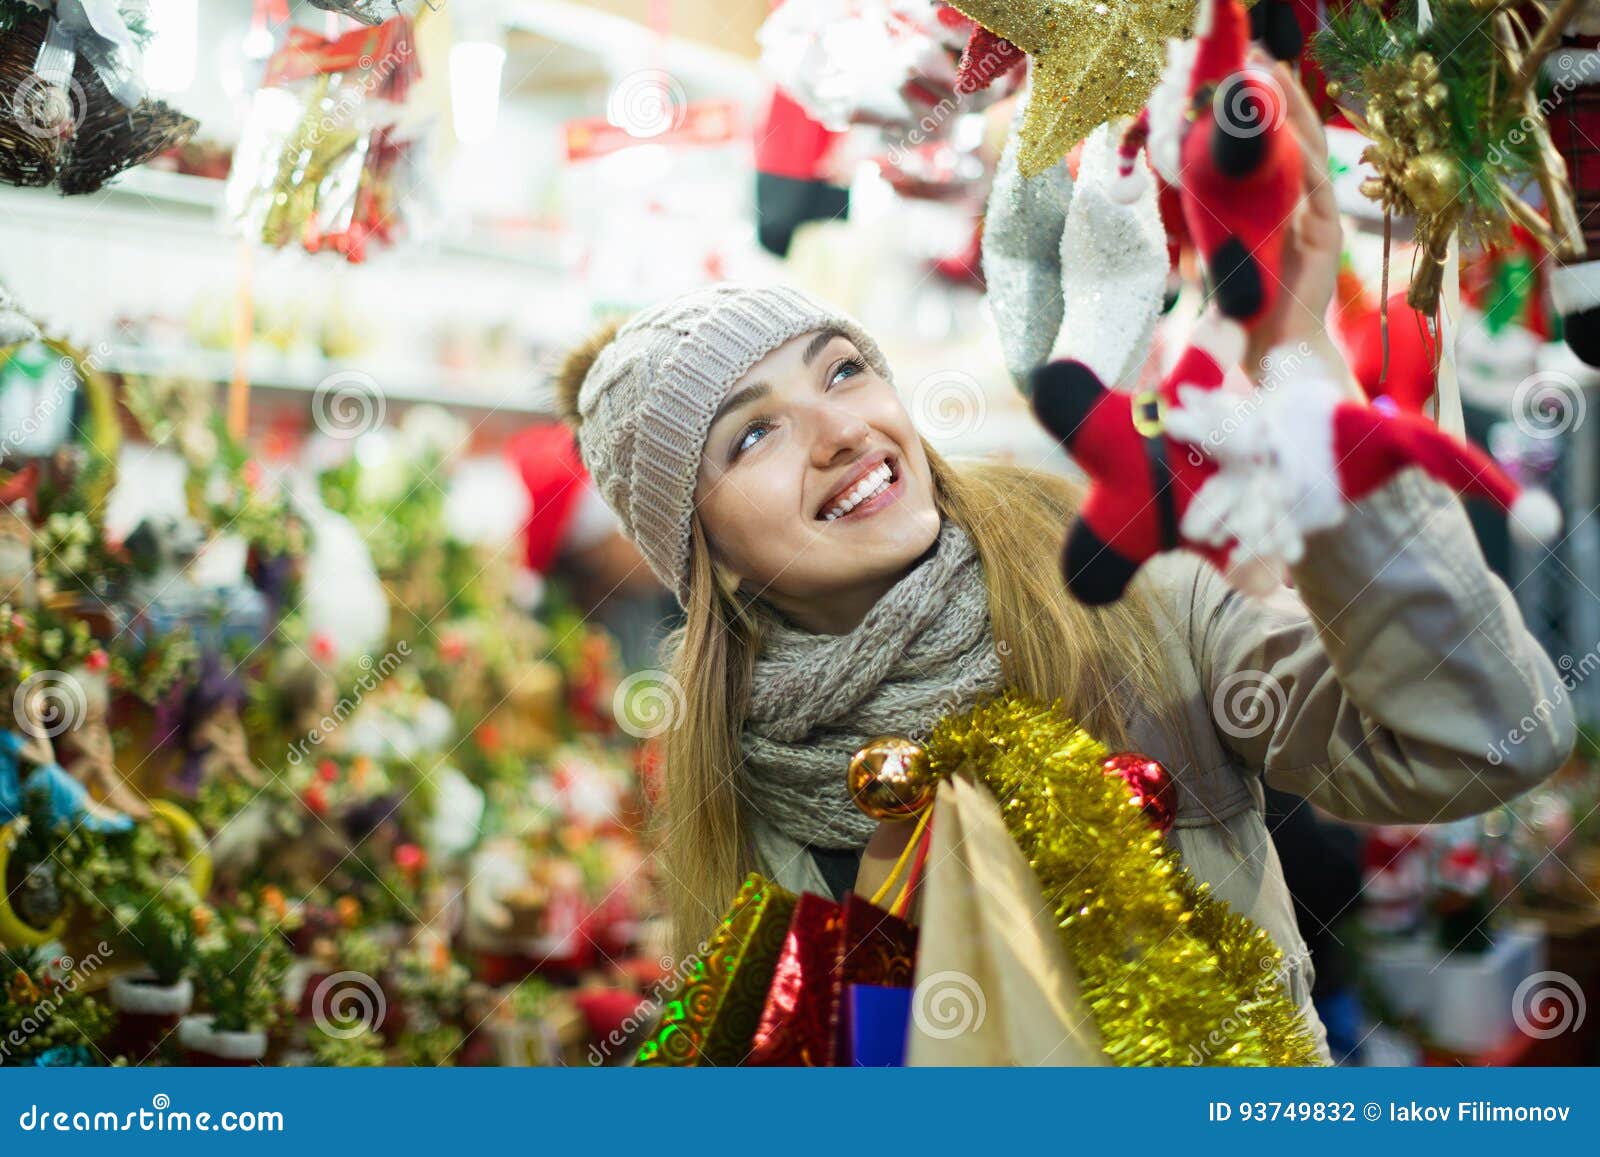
{"left": 695, "top": 466, "right": 809, "bottom": 569}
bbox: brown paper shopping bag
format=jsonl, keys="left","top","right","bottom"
{"left": 906, "top": 774, "right": 1105, "bottom": 1066}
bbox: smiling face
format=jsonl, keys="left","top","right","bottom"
{"left": 693, "top": 327, "right": 941, "bottom": 634}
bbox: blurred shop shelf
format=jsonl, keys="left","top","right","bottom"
{"left": 101, "top": 345, "right": 556, "bottom": 417}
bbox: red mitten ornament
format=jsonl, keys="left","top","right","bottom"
{"left": 1030, "top": 312, "right": 1562, "bottom": 605}
{"left": 1108, "top": 0, "right": 1303, "bottom": 327}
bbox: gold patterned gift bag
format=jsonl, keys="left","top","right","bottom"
{"left": 634, "top": 873, "right": 797, "bottom": 1066}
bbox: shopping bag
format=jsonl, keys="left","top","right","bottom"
{"left": 634, "top": 873, "right": 797, "bottom": 1066}
{"left": 846, "top": 983, "right": 913, "bottom": 1066}
{"left": 748, "top": 890, "right": 842, "bottom": 1065}
{"left": 830, "top": 892, "right": 919, "bottom": 1064}
{"left": 906, "top": 773, "right": 1105, "bottom": 1065}
{"left": 749, "top": 805, "right": 933, "bottom": 1066}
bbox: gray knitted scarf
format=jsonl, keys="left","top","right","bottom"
{"left": 739, "top": 520, "right": 1004, "bottom": 851}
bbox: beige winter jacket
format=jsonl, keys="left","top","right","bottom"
{"left": 759, "top": 468, "right": 1577, "bottom": 1065}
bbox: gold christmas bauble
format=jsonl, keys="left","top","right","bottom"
{"left": 847, "top": 736, "right": 935, "bottom": 820}
{"left": 1403, "top": 151, "right": 1463, "bottom": 214}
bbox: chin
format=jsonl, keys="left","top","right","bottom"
{"left": 821, "top": 502, "right": 941, "bottom": 580}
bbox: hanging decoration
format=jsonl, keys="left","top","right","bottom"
{"left": 941, "top": 0, "right": 1202, "bottom": 177}
{"left": 1314, "top": 0, "right": 1586, "bottom": 314}
{"left": 0, "top": 1, "right": 197, "bottom": 194}
{"left": 1030, "top": 310, "right": 1564, "bottom": 604}
{"left": 1110, "top": 0, "right": 1302, "bottom": 329}
{"left": 980, "top": 101, "right": 1170, "bottom": 394}
{"left": 225, "top": 14, "right": 424, "bottom": 263}
{"left": 307, "top": 0, "right": 405, "bottom": 25}
{"left": 758, "top": 0, "right": 1019, "bottom": 135}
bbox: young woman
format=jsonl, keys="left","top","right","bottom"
{"left": 554, "top": 68, "right": 1575, "bottom": 1063}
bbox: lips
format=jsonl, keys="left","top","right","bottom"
{"left": 816, "top": 454, "right": 897, "bottom": 521}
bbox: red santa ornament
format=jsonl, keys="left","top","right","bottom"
{"left": 1107, "top": 0, "right": 1303, "bottom": 327}
{"left": 1030, "top": 313, "right": 1564, "bottom": 605}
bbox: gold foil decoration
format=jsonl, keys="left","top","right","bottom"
{"left": 945, "top": 0, "right": 1206, "bottom": 176}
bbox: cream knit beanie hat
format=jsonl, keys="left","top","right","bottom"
{"left": 555, "top": 283, "right": 892, "bottom": 605}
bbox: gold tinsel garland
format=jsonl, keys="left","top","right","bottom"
{"left": 920, "top": 692, "right": 1322, "bottom": 1066}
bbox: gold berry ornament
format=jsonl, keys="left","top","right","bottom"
{"left": 847, "top": 736, "right": 937, "bottom": 820}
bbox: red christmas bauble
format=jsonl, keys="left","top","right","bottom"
{"left": 1101, "top": 753, "right": 1177, "bottom": 832}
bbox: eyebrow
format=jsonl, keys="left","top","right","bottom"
{"left": 709, "top": 327, "right": 850, "bottom": 429}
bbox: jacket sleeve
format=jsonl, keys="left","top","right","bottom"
{"left": 1181, "top": 469, "right": 1576, "bottom": 824}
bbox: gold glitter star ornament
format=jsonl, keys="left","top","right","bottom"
{"left": 947, "top": 0, "right": 1204, "bottom": 175}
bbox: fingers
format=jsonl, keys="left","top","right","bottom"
{"left": 1274, "top": 61, "right": 1328, "bottom": 164}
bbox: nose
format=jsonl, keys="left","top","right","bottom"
{"left": 810, "top": 400, "right": 871, "bottom": 468}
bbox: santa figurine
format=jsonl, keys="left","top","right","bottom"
{"left": 1109, "top": 0, "right": 1303, "bottom": 327}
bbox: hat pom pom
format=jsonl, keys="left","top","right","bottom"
{"left": 1510, "top": 489, "right": 1562, "bottom": 545}
{"left": 554, "top": 317, "right": 626, "bottom": 428}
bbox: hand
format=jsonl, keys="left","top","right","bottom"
{"left": 1241, "top": 54, "right": 1344, "bottom": 378}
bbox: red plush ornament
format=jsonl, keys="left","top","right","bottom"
{"left": 1101, "top": 753, "right": 1177, "bottom": 832}
{"left": 954, "top": 24, "right": 1025, "bottom": 94}
{"left": 1109, "top": 0, "right": 1303, "bottom": 328}
{"left": 1331, "top": 267, "right": 1437, "bottom": 415}
{"left": 1030, "top": 312, "right": 1563, "bottom": 605}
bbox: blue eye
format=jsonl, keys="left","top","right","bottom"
{"left": 830, "top": 356, "right": 867, "bottom": 387}
{"left": 734, "top": 420, "right": 770, "bottom": 457}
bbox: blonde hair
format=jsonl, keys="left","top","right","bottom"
{"left": 656, "top": 443, "right": 1189, "bottom": 961}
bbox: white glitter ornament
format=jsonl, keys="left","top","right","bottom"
{"left": 980, "top": 84, "right": 1073, "bottom": 393}
{"left": 1058, "top": 122, "right": 1169, "bottom": 388}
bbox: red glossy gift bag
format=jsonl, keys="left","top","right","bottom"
{"left": 749, "top": 808, "right": 932, "bottom": 1065}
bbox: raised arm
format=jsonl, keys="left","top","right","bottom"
{"left": 1181, "top": 469, "right": 1575, "bottom": 823}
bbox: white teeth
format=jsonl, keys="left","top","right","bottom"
{"left": 823, "top": 462, "right": 893, "bottom": 521}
